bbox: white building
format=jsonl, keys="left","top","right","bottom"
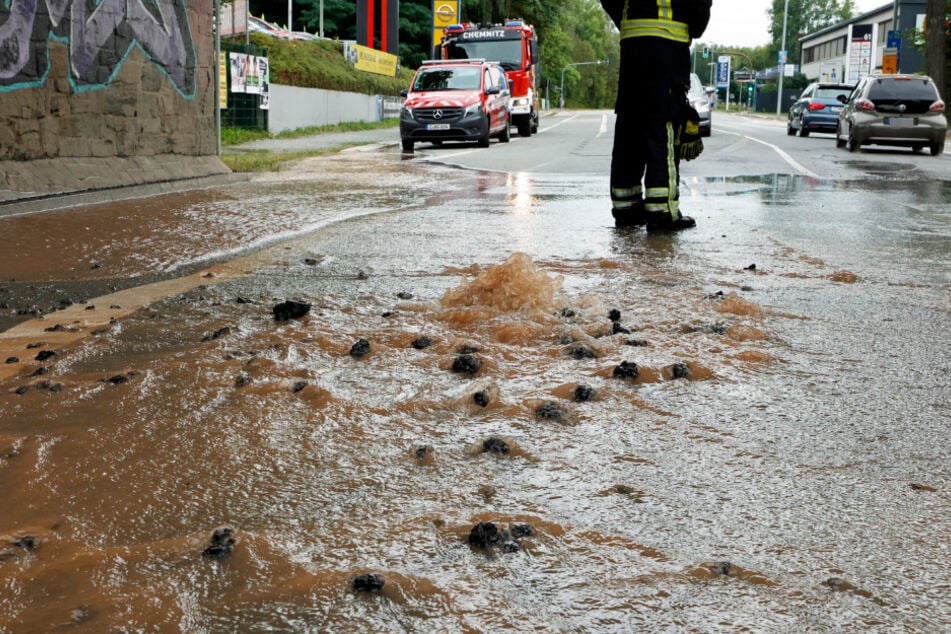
{"left": 799, "top": 1, "right": 928, "bottom": 84}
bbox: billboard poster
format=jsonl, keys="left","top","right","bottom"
{"left": 258, "top": 56, "right": 270, "bottom": 109}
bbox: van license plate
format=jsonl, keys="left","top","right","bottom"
{"left": 427, "top": 124, "right": 450, "bottom": 130}
{"left": 885, "top": 117, "right": 913, "bottom": 127}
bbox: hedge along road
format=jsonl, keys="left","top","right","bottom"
{"left": 0, "top": 112, "right": 949, "bottom": 631}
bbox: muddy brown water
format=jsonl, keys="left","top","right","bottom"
{"left": 1, "top": 149, "right": 949, "bottom": 632}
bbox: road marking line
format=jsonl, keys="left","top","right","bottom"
{"left": 598, "top": 114, "right": 607, "bottom": 137}
{"left": 717, "top": 129, "right": 820, "bottom": 178}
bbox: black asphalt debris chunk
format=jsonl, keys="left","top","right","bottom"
{"left": 744, "top": 263, "right": 756, "bottom": 270}
{"left": 473, "top": 390, "right": 490, "bottom": 407}
{"left": 706, "top": 290, "right": 725, "bottom": 300}
{"left": 510, "top": 524, "right": 533, "bottom": 539}
{"left": 468, "top": 522, "right": 501, "bottom": 548}
{"left": 35, "top": 350, "right": 57, "bottom": 361}
{"left": 608, "top": 309, "right": 621, "bottom": 322}
{"left": 351, "top": 573, "right": 385, "bottom": 592}
{"left": 5, "top": 357, "right": 18, "bottom": 364}
{"left": 31, "top": 367, "right": 48, "bottom": 376}
{"left": 272, "top": 300, "right": 311, "bottom": 321}
{"left": 234, "top": 375, "right": 250, "bottom": 388}
{"left": 202, "top": 527, "right": 235, "bottom": 559}
{"left": 304, "top": 258, "right": 319, "bottom": 265}
{"left": 625, "top": 338, "right": 649, "bottom": 347}
{"left": 712, "top": 561, "right": 732, "bottom": 576}
{"left": 412, "top": 336, "right": 434, "bottom": 349}
{"left": 535, "top": 401, "right": 566, "bottom": 421}
{"left": 671, "top": 362, "right": 692, "bottom": 379}
{"left": 457, "top": 344, "right": 481, "bottom": 354}
{"left": 452, "top": 354, "right": 482, "bottom": 375}
{"left": 13, "top": 536, "right": 38, "bottom": 551}
{"left": 349, "top": 338, "right": 371, "bottom": 357}
{"left": 566, "top": 343, "right": 597, "bottom": 359}
{"left": 202, "top": 326, "right": 232, "bottom": 342}
{"left": 292, "top": 381, "right": 308, "bottom": 393}
{"left": 612, "top": 322, "right": 631, "bottom": 335}
{"left": 613, "top": 361, "right": 639, "bottom": 380}
{"left": 482, "top": 437, "right": 510, "bottom": 455}
{"left": 107, "top": 375, "right": 129, "bottom": 385}
{"left": 414, "top": 444, "right": 433, "bottom": 460}
{"left": 573, "top": 384, "right": 596, "bottom": 402}
{"left": 397, "top": 292, "right": 414, "bottom": 300}
{"left": 560, "top": 307, "right": 576, "bottom": 318}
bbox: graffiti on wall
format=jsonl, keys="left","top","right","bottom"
{"left": 0, "top": 0, "right": 197, "bottom": 97}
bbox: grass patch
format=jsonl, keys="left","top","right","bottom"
{"left": 221, "top": 120, "right": 399, "bottom": 147}
{"left": 275, "top": 119, "right": 400, "bottom": 139}
{"left": 221, "top": 128, "right": 270, "bottom": 146}
{"left": 220, "top": 146, "right": 363, "bottom": 172}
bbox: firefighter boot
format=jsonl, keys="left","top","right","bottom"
{"left": 612, "top": 202, "right": 648, "bottom": 228}
{"left": 646, "top": 211, "right": 696, "bottom": 232}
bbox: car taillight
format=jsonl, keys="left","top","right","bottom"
{"left": 807, "top": 103, "right": 825, "bottom": 111}
{"left": 930, "top": 101, "right": 945, "bottom": 113}
{"left": 856, "top": 99, "right": 875, "bottom": 111}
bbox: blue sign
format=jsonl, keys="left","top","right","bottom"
{"left": 778, "top": 50, "right": 787, "bottom": 64}
{"left": 716, "top": 57, "right": 730, "bottom": 88}
{"left": 886, "top": 30, "right": 901, "bottom": 48}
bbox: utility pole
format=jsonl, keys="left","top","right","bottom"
{"left": 776, "top": 0, "right": 789, "bottom": 115}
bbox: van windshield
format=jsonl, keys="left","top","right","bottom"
{"left": 413, "top": 67, "right": 481, "bottom": 91}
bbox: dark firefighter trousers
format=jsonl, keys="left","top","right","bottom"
{"left": 610, "top": 111, "right": 682, "bottom": 220}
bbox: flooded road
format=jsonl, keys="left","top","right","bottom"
{"left": 1, "top": 125, "right": 950, "bottom": 632}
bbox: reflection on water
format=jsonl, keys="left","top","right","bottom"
{"left": 1, "top": 152, "right": 949, "bottom": 631}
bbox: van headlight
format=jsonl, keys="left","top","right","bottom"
{"left": 463, "top": 103, "right": 482, "bottom": 117}
{"left": 400, "top": 106, "right": 414, "bottom": 121}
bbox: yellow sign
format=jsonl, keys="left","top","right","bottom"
{"left": 882, "top": 47, "right": 898, "bottom": 75}
{"left": 353, "top": 43, "right": 399, "bottom": 77}
{"left": 432, "top": 0, "right": 458, "bottom": 49}
{"left": 218, "top": 52, "right": 228, "bottom": 108}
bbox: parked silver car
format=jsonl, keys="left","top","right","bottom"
{"left": 688, "top": 73, "right": 711, "bottom": 136}
{"left": 835, "top": 74, "right": 947, "bottom": 155}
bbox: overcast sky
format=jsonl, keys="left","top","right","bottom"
{"left": 701, "top": 0, "right": 892, "bottom": 48}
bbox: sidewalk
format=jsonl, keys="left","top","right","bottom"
{"left": 0, "top": 127, "right": 400, "bottom": 218}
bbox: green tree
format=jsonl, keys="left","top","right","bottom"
{"left": 767, "top": 0, "right": 855, "bottom": 64}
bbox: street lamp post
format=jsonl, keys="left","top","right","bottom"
{"left": 776, "top": 0, "right": 789, "bottom": 115}
{"left": 560, "top": 60, "right": 608, "bottom": 109}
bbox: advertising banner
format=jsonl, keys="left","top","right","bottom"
{"left": 716, "top": 55, "right": 730, "bottom": 89}
{"left": 346, "top": 42, "right": 399, "bottom": 77}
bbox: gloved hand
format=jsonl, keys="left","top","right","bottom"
{"left": 676, "top": 105, "right": 704, "bottom": 161}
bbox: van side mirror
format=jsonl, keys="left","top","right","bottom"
{"left": 400, "top": 88, "right": 408, "bottom": 97}
{"left": 486, "top": 85, "right": 500, "bottom": 95}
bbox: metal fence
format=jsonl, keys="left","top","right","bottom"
{"left": 221, "top": 42, "right": 269, "bottom": 131}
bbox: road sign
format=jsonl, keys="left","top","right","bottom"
{"left": 716, "top": 55, "right": 730, "bottom": 88}
{"left": 778, "top": 50, "right": 787, "bottom": 64}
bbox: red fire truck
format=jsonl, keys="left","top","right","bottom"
{"left": 439, "top": 20, "right": 540, "bottom": 137}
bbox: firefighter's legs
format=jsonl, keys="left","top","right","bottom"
{"left": 609, "top": 113, "right": 647, "bottom": 227}
{"left": 643, "top": 118, "right": 695, "bottom": 231}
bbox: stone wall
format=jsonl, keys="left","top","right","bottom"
{"left": 0, "top": 0, "right": 228, "bottom": 201}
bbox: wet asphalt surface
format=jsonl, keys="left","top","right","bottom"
{"left": 1, "top": 111, "right": 950, "bottom": 631}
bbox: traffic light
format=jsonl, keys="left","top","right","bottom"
{"left": 702, "top": 47, "right": 709, "bottom": 59}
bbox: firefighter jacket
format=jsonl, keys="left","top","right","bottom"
{"left": 601, "top": 0, "right": 711, "bottom": 117}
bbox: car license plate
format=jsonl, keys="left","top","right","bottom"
{"left": 427, "top": 123, "right": 450, "bottom": 131}
{"left": 885, "top": 117, "right": 914, "bottom": 127}
{"left": 830, "top": 106, "right": 841, "bottom": 112}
